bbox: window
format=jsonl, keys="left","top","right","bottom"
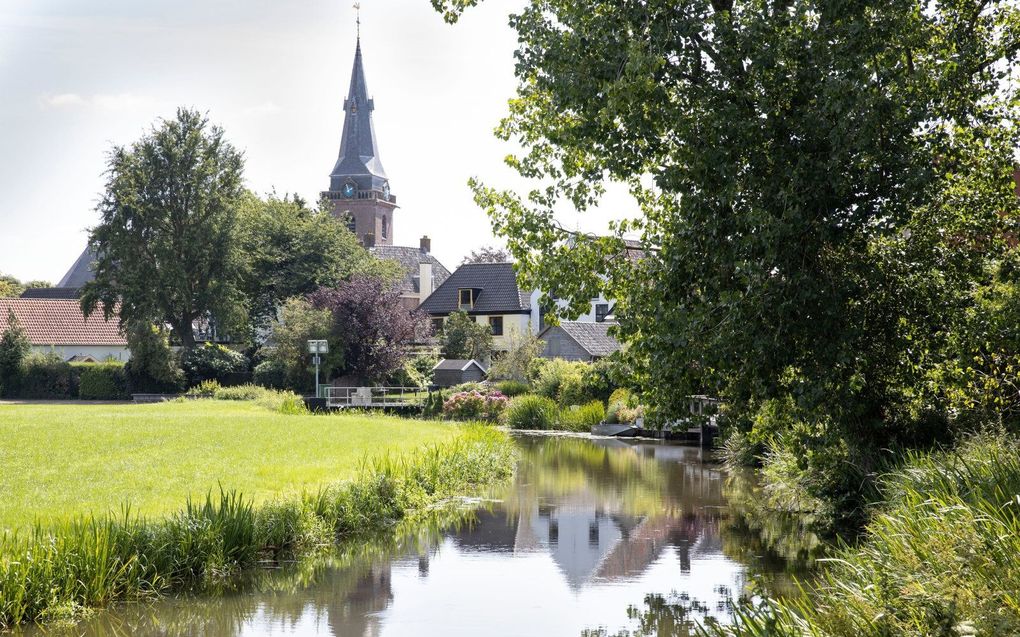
{"left": 595, "top": 303, "right": 610, "bottom": 323}
{"left": 381, "top": 215, "right": 389, "bottom": 239}
{"left": 458, "top": 288, "right": 474, "bottom": 309}
{"left": 489, "top": 316, "right": 503, "bottom": 336}
{"left": 431, "top": 318, "right": 444, "bottom": 336}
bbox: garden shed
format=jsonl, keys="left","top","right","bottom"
{"left": 433, "top": 359, "right": 487, "bottom": 387}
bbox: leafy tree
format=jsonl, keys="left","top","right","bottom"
{"left": 0, "top": 275, "right": 50, "bottom": 298}
{"left": 236, "top": 192, "right": 390, "bottom": 335}
{"left": 441, "top": 311, "right": 494, "bottom": 361}
{"left": 488, "top": 330, "right": 544, "bottom": 382}
{"left": 434, "top": 0, "right": 1020, "bottom": 447}
{"left": 123, "top": 321, "right": 185, "bottom": 393}
{"left": 0, "top": 311, "right": 29, "bottom": 394}
{"left": 260, "top": 297, "right": 334, "bottom": 392}
{"left": 81, "top": 108, "right": 246, "bottom": 349}
{"left": 309, "top": 276, "right": 428, "bottom": 383}
{"left": 0, "top": 275, "right": 22, "bottom": 298}
{"left": 460, "top": 245, "right": 511, "bottom": 265}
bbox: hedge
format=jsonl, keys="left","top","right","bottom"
{"left": 77, "top": 363, "right": 129, "bottom": 400}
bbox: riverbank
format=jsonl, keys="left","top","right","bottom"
{"left": 0, "top": 400, "right": 465, "bottom": 530}
{"left": 702, "top": 431, "right": 1020, "bottom": 636}
{"left": 0, "top": 402, "right": 517, "bottom": 630}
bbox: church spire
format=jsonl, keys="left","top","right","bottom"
{"left": 329, "top": 32, "right": 387, "bottom": 193}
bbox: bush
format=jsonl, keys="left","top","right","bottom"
{"left": 608, "top": 387, "right": 638, "bottom": 408}
{"left": 252, "top": 359, "right": 287, "bottom": 390}
{"left": 78, "top": 363, "right": 128, "bottom": 400}
{"left": 213, "top": 384, "right": 267, "bottom": 401}
{"left": 534, "top": 359, "right": 587, "bottom": 403}
{"left": 579, "top": 356, "right": 620, "bottom": 403}
{"left": 17, "top": 353, "right": 79, "bottom": 399}
{"left": 442, "top": 390, "right": 509, "bottom": 421}
{"left": 124, "top": 322, "right": 184, "bottom": 394}
{"left": 502, "top": 394, "right": 558, "bottom": 430}
{"left": 185, "top": 379, "right": 221, "bottom": 396}
{"left": 558, "top": 400, "right": 606, "bottom": 432}
{"left": 422, "top": 389, "right": 450, "bottom": 419}
{"left": 180, "top": 343, "right": 248, "bottom": 386}
{"left": 496, "top": 379, "right": 530, "bottom": 397}
{"left": 488, "top": 331, "right": 545, "bottom": 382}
{"left": 0, "top": 311, "right": 29, "bottom": 396}
{"left": 387, "top": 351, "right": 438, "bottom": 388}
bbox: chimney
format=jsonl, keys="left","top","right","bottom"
{"left": 419, "top": 261, "right": 433, "bottom": 302}
{"left": 420, "top": 235, "right": 431, "bottom": 253}
{"left": 363, "top": 233, "right": 375, "bottom": 248}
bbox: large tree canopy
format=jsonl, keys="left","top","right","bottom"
{"left": 82, "top": 108, "right": 245, "bottom": 348}
{"left": 435, "top": 0, "right": 1020, "bottom": 441}
{"left": 235, "top": 192, "right": 392, "bottom": 335}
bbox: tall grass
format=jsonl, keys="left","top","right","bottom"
{"left": 0, "top": 426, "right": 515, "bottom": 629}
{"left": 700, "top": 432, "right": 1020, "bottom": 636}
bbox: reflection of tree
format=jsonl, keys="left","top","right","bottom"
{"left": 581, "top": 592, "right": 719, "bottom": 637}
{"left": 719, "top": 469, "right": 825, "bottom": 597}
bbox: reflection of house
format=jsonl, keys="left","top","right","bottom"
{"left": 419, "top": 262, "right": 532, "bottom": 352}
{"left": 0, "top": 298, "right": 128, "bottom": 361}
{"left": 539, "top": 320, "right": 621, "bottom": 361}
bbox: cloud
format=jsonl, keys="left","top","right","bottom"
{"left": 44, "top": 93, "right": 87, "bottom": 107}
{"left": 243, "top": 101, "right": 282, "bottom": 116}
{"left": 91, "top": 93, "right": 153, "bottom": 110}
{"left": 41, "top": 92, "right": 153, "bottom": 110}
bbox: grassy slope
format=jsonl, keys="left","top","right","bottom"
{"left": 0, "top": 400, "right": 458, "bottom": 530}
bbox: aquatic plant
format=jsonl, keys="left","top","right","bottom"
{"left": 0, "top": 426, "right": 515, "bottom": 629}
{"left": 699, "top": 432, "right": 1020, "bottom": 636}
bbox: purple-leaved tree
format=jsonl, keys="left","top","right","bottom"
{"left": 308, "top": 275, "right": 429, "bottom": 383}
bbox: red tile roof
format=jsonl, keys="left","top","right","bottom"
{"left": 0, "top": 299, "right": 126, "bottom": 346}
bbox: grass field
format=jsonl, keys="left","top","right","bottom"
{"left": 0, "top": 400, "right": 460, "bottom": 530}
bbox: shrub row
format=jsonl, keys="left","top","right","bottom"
{"left": 0, "top": 426, "right": 516, "bottom": 630}
{"left": 0, "top": 357, "right": 130, "bottom": 400}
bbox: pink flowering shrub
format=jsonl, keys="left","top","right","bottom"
{"left": 442, "top": 389, "right": 509, "bottom": 421}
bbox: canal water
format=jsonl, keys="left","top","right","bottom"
{"left": 28, "top": 435, "right": 819, "bottom": 636}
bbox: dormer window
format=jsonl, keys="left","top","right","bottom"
{"left": 458, "top": 288, "right": 474, "bottom": 309}
{"left": 595, "top": 303, "right": 610, "bottom": 323}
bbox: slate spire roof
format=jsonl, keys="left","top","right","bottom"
{"left": 329, "top": 37, "right": 388, "bottom": 193}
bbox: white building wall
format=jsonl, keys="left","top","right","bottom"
{"left": 472, "top": 314, "right": 532, "bottom": 351}
{"left": 530, "top": 290, "right": 615, "bottom": 328}
{"left": 30, "top": 344, "right": 131, "bottom": 362}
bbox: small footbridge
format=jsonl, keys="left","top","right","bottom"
{"left": 322, "top": 386, "right": 430, "bottom": 409}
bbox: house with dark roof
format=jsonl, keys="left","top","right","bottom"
{"left": 539, "top": 321, "right": 621, "bottom": 361}
{"left": 370, "top": 236, "right": 450, "bottom": 309}
{"left": 419, "top": 262, "right": 534, "bottom": 351}
{"left": 0, "top": 298, "right": 128, "bottom": 361}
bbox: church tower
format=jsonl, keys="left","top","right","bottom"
{"left": 322, "top": 36, "right": 396, "bottom": 247}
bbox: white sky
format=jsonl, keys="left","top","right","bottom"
{"left": 0, "top": 0, "right": 636, "bottom": 283}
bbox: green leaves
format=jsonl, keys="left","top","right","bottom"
{"left": 439, "top": 0, "right": 1020, "bottom": 440}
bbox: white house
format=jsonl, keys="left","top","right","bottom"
{"left": 418, "top": 262, "right": 533, "bottom": 352}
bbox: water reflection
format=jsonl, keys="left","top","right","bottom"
{"left": 24, "top": 436, "right": 815, "bottom": 636}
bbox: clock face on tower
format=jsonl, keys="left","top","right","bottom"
{"left": 342, "top": 183, "right": 356, "bottom": 198}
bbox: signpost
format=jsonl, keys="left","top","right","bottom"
{"left": 307, "top": 339, "right": 329, "bottom": 397}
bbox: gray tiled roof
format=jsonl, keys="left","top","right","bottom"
{"left": 57, "top": 247, "right": 96, "bottom": 288}
{"left": 544, "top": 321, "right": 621, "bottom": 357}
{"left": 21, "top": 287, "right": 80, "bottom": 299}
{"left": 369, "top": 246, "right": 451, "bottom": 295}
{"left": 328, "top": 39, "right": 388, "bottom": 193}
{"left": 419, "top": 262, "right": 530, "bottom": 316}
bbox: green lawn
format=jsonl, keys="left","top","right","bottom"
{"left": 0, "top": 400, "right": 459, "bottom": 530}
